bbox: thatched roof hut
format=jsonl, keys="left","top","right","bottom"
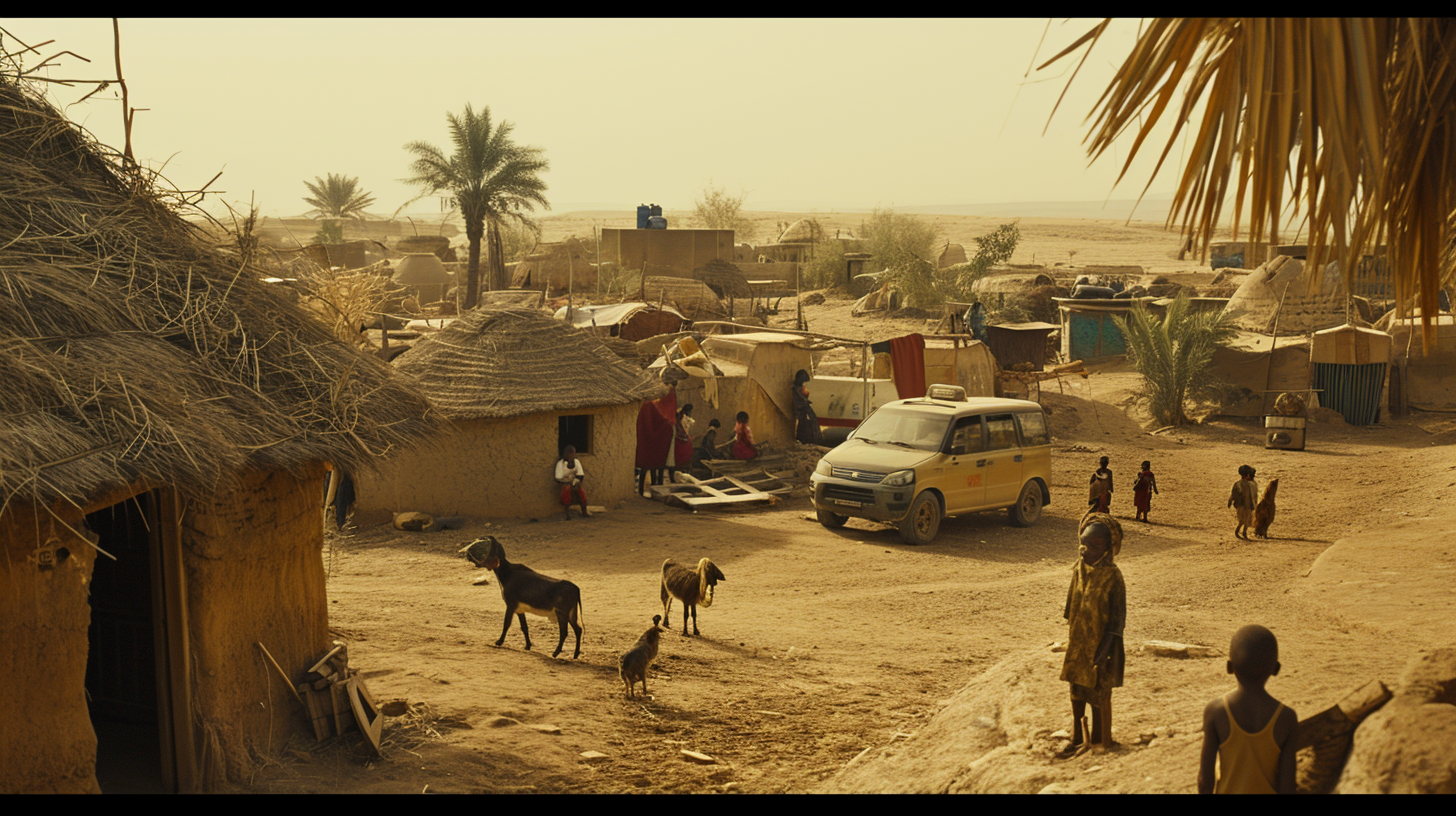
{"left": 0, "top": 72, "right": 440, "bottom": 793}
{"left": 355, "top": 308, "right": 665, "bottom": 520}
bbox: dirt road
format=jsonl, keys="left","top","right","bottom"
{"left": 239, "top": 364, "right": 1456, "bottom": 794}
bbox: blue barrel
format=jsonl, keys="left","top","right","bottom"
{"left": 647, "top": 215, "right": 667, "bottom": 230}
{"left": 637, "top": 204, "right": 650, "bottom": 230}
{"left": 649, "top": 203, "right": 662, "bottom": 218}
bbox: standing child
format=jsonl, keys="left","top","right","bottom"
{"left": 1088, "top": 455, "right": 1113, "bottom": 513}
{"left": 731, "top": 411, "right": 758, "bottom": 460}
{"left": 1059, "top": 512, "right": 1125, "bottom": 757}
{"left": 1198, "top": 625, "right": 1298, "bottom": 794}
{"left": 1228, "top": 465, "right": 1258, "bottom": 539}
{"left": 1133, "top": 460, "right": 1159, "bottom": 522}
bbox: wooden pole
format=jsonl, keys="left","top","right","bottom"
{"left": 257, "top": 642, "right": 308, "bottom": 711}
{"left": 595, "top": 225, "right": 602, "bottom": 300}
{"left": 567, "top": 240, "right": 574, "bottom": 322}
{"left": 860, "top": 342, "right": 870, "bottom": 429}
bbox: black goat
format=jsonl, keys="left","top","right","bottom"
{"left": 461, "top": 536, "right": 583, "bottom": 659}
{"left": 619, "top": 615, "right": 663, "bottom": 698}
{"left": 660, "top": 557, "right": 726, "bottom": 636}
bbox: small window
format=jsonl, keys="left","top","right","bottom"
{"left": 985, "top": 414, "right": 1019, "bottom": 451}
{"left": 558, "top": 415, "right": 592, "bottom": 456}
{"left": 949, "top": 416, "right": 984, "bottom": 455}
{"left": 1016, "top": 412, "right": 1050, "bottom": 446}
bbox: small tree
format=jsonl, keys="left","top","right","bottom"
{"left": 1113, "top": 293, "right": 1237, "bottom": 426}
{"left": 692, "top": 182, "right": 755, "bottom": 243}
{"left": 949, "top": 221, "right": 1021, "bottom": 301}
{"left": 303, "top": 173, "right": 375, "bottom": 220}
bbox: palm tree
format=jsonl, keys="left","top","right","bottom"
{"left": 1113, "top": 293, "right": 1236, "bottom": 426}
{"left": 1040, "top": 19, "right": 1456, "bottom": 346}
{"left": 403, "top": 105, "right": 549, "bottom": 307}
{"left": 303, "top": 173, "right": 376, "bottom": 220}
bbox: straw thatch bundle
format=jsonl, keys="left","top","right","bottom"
{"left": 394, "top": 308, "right": 665, "bottom": 419}
{"left": 0, "top": 73, "right": 441, "bottom": 509}
{"left": 643, "top": 276, "right": 728, "bottom": 321}
{"left": 695, "top": 259, "right": 754, "bottom": 300}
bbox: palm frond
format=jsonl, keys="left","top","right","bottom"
{"left": 1045, "top": 18, "right": 1456, "bottom": 348}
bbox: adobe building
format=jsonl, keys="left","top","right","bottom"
{"left": 0, "top": 76, "right": 438, "bottom": 793}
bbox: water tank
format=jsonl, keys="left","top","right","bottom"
{"left": 637, "top": 204, "right": 650, "bottom": 230}
{"left": 647, "top": 215, "right": 667, "bottom": 230}
{"left": 649, "top": 203, "right": 663, "bottom": 218}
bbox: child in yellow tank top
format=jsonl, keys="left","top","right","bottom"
{"left": 1198, "top": 625, "right": 1299, "bottom": 794}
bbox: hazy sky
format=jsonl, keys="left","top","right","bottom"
{"left": 3, "top": 18, "right": 1186, "bottom": 219}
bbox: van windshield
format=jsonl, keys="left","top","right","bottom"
{"left": 851, "top": 407, "right": 950, "bottom": 452}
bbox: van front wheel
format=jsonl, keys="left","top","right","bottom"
{"left": 1009, "top": 481, "right": 1042, "bottom": 527}
{"left": 817, "top": 509, "right": 848, "bottom": 529}
{"left": 898, "top": 492, "right": 941, "bottom": 545}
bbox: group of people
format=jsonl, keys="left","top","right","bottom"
{"left": 1087, "top": 456, "right": 1160, "bottom": 522}
{"left": 1070, "top": 460, "right": 1297, "bottom": 793}
{"left": 1063, "top": 511, "right": 1296, "bottom": 793}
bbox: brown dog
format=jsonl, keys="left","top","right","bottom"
{"left": 1253, "top": 478, "right": 1279, "bottom": 539}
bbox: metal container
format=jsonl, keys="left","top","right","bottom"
{"left": 647, "top": 215, "right": 667, "bottom": 230}
{"left": 1264, "top": 415, "right": 1307, "bottom": 450}
{"left": 649, "top": 203, "right": 662, "bottom": 218}
{"left": 637, "top": 204, "right": 650, "bottom": 230}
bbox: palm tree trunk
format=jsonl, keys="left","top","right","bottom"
{"left": 465, "top": 227, "right": 483, "bottom": 309}
{"left": 486, "top": 219, "right": 507, "bottom": 292}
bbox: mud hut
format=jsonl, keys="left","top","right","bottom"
{"left": 0, "top": 76, "right": 439, "bottom": 793}
{"left": 353, "top": 308, "right": 665, "bottom": 520}
{"left": 938, "top": 242, "right": 968, "bottom": 269}
{"left": 1222, "top": 255, "right": 1349, "bottom": 334}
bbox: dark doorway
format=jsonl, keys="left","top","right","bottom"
{"left": 558, "top": 414, "right": 593, "bottom": 456}
{"left": 85, "top": 492, "right": 169, "bottom": 793}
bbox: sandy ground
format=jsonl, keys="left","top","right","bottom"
{"left": 233, "top": 290, "right": 1456, "bottom": 793}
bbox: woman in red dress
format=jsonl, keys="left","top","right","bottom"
{"left": 1133, "top": 460, "right": 1159, "bottom": 522}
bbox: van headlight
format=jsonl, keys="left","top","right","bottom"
{"left": 815, "top": 458, "right": 832, "bottom": 477}
{"left": 882, "top": 469, "right": 915, "bottom": 487}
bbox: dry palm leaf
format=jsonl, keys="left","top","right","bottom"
{"left": 1042, "top": 18, "right": 1456, "bottom": 349}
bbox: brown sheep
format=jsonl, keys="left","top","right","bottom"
{"left": 660, "top": 557, "right": 726, "bottom": 636}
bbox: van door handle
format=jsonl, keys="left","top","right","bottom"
{"left": 1014, "top": 455, "right": 1023, "bottom": 463}
{"left": 976, "top": 459, "right": 986, "bottom": 467}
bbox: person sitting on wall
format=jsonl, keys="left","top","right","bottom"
{"left": 556, "top": 445, "right": 589, "bottom": 520}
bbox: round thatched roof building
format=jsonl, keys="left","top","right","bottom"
{"left": 356, "top": 308, "right": 666, "bottom": 520}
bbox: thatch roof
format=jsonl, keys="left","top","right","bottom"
{"left": 394, "top": 308, "right": 666, "bottom": 419}
{"left": 0, "top": 73, "right": 441, "bottom": 509}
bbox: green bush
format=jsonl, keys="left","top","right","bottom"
{"left": 1113, "top": 293, "right": 1237, "bottom": 426}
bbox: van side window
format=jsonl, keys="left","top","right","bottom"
{"left": 1016, "top": 411, "right": 1050, "bottom": 446}
{"left": 985, "top": 414, "right": 1018, "bottom": 451}
{"left": 949, "top": 416, "right": 984, "bottom": 455}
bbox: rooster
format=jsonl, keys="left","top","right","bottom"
{"left": 1253, "top": 478, "right": 1279, "bottom": 539}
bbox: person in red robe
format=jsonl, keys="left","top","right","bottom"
{"left": 635, "top": 387, "right": 677, "bottom": 496}
{"left": 731, "top": 411, "right": 758, "bottom": 460}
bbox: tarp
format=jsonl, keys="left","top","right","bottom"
{"left": 556, "top": 302, "right": 685, "bottom": 330}
{"left": 889, "top": 334, "right": 927, "bottom": 401}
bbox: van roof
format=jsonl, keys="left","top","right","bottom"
{"left": 887, "top": 396, "right": 1045, "bottom": 415}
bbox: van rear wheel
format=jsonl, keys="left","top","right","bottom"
{"left": 898, "top": 492, "right": 941, "bottom": 545}
{"left": 817, "top": 509, "right": 848, "bottom": 529}
{"left": 1009, "top": 481, "right": 1042, "bottom": 527}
